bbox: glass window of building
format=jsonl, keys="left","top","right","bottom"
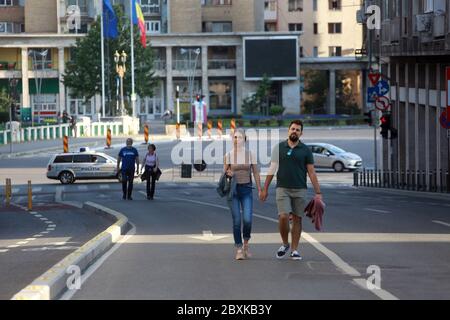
{"left": 209, "top": 80, "right": 233, "bottom": 112}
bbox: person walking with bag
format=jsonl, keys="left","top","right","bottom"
{"left": 224, "top": 130, "right": 261, "bottom": 260}
{"left": 142, "top": 144, "right": 160, "bottom": 200}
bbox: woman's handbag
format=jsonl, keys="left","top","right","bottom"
{"left": 155, "top": 168, "right": 162, "bottom": 181}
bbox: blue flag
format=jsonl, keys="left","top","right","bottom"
{"left": 103, "top": 0, "right": 118, "bottom": 39}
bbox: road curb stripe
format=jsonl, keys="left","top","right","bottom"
{"left": 11, "top": 201, "right": 129, "bottom": 300}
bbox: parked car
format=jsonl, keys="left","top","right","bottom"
{"left": 47, "top": 149, "right": 121, "bottom": 184}
{"left": 305, "top": 143, "right": 363, "bottom": 172}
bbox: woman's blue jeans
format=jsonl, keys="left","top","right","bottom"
{"left": 231, "top": 183, "right": 253, "bottom": 248}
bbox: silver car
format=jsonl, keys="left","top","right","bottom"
{"left": 47, "top": 149, "right": 121, "bottom": 184}
{"left": 306, "top": 143, "right": 363, "bottom": 172}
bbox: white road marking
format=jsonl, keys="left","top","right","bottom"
{"left": 25, "top": 238, "right": 37, "bottom": 241}
{"left": 40, "top": 231, "right": 49, "bottom": 234}
{"left": 364, "top": 208, "right": 390, "bottom": 214}
{"left": 174, "top": 197, "right": 399, "bottom": 301}
{"left": 0, "top": 249, "right": 9, "bottom": 253}
{"left": 35, "top": 215, "right": 43, "bottom": 218}
{"left": 7, "top": 245, "right": 20, "bottom": 248}
{"left": 44, "top": 221, "right": 53, "bottom": 224}
{"left": 32, "top": 187, "right": 42, "bottom": 193}
{"left": 33, "top": 234, "right": 43, "bottom": 237}
{"left": 99, "top": 185, "right": 110, "bottom": 190}
{"left": 60, "top": 222, "right": 137, "bottom": 301}
{"left": 40, "top": 217, "right": 48, "bottom": 221}
{"left": 48, "top": 224, "right": 56, "bottom": 228}
{"left": 78, "top": 185, "right": 88, "bottom": 191}
{"left": 353, "top": 279, "right": 399, "bottom": 300}
{"left": 16, "top": 241, "right": 29, "bottom": 245}
{"left": 432, "top": 220, "right": 450, "bottom": 228}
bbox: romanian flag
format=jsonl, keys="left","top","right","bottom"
{"left": 132, "top": 0, "right": 146, "bottom": 48}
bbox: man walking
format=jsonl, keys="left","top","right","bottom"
{"left": 117, "top": 138, "right": 139, "bottom": 200}
{"left": 260, "top": 120, "right": 322, "bottom": 260}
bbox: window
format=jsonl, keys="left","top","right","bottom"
{"left": 32, "top": 95, "right": 57, "bottom": 112}
{"left": 313, "top": 23, "right": 318, "bottom": 34}
{"left": 313, "top": 47, "right": 319, "bottom": 57}
{"left": 288, "top": 0, "right": 303, "bottom": 12}
{"left": 329, "top": 0, "right": 341, "bottom": 10}
{"left": 0, "top": 0, "right": 13, "bottom": 6}
{"left": 299, "top": 46, "right": 304, "bottom": 57}
{"left": 328, "top": 23, "right": 342, "bottom": 34}
{"left": 0, "top": 22, "right": 13, "bottom": 33}
{"left": 145, "top": 20, "right": 160, "bottom": 34}
{"left": 288, "top": 23, "right": 303, "bottom": 31}
{"left": 73, "top": 154, "right": 94, "bottom": 163}
{"left": 140, "top": 0, "right": 160, "bottom": 14}
{"left": 329, "top": 46, "right": 342, "bottom": 56}
{"left": 67, "top": 0, "right": 87, "bottom": 13}
{"left": 202, "top": 21, "right": 232, "bottom": 32}
{"left": 54, "top": 155, "right": 73, "bottom": 163}
{"left": 201, "top": 0, "right": 232, "bottom": 5}
{"left": 94, "top": 156, "right": 108, "bottom": 164}
{"left": 424, "top": 0, "right": 433, "bottom": 13}
{"left": 313, "top": 0, "right": 318, "bottom": 11}
{"left": 209, "top": 80, "right": 233, "bottom": 112}
{"left": 29, "top": 49, "right": 52, "bottom": 70}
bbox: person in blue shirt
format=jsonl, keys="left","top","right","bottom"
{"left": 117, "top": 138, "right": 140, "bottom": 200}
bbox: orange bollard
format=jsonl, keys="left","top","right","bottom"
{"left": 176, "top": 123, "right": 181, "bottom": 140}
{"left": 27, "top": 180, "right": 32, "bottom": 211}
{"left": 197, "top": 122, "right": 203, "bottom": 140}
{"left": 63, "top": 135, "right": 69, "bottom": 153}
{"left": 217, "top": 120, "right": 223, "bottom": 138}
{"left": 105, "top": 128, "right": 112, "bottom": 149}
{"left": 230, "top": 118, "right": 236, "bottom": 136}
{"left": 144, "top": 124, "right": 149, "bottom": 144}
{"left": 207, "top": 120, "right": 212, "bottom": 139}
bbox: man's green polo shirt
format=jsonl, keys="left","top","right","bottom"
{"left": 271, "top": 140, "right": 314, "bottom": 189}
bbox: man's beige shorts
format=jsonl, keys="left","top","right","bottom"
{"left": 276, "top": 187, "right": 307, "bottom": 217}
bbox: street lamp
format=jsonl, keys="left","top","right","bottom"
{"left": 114, "top": 50, "right": 127, "bottom": 116}
{"left": 180, "top": 48, "right": 201, "bottom": 116}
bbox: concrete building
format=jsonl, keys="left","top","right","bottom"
{"left": 367, "top": 0, "right": 450, "bottom": 188}
{"left": 0, "top": 0, "right": 301, "bottom": 124}
{"left": 264, "top": 0, "right": 363, "bottom": 58}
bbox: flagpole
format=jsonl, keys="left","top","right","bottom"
{"left": 100, "top": 0, "right": 106, "bottom": 119}
{"left": 130, "top": 0, "right": 136, "bottom": 119}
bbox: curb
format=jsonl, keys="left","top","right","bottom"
{"left": 11, "top": 201, "right": 129, "bottom": 300}
{"left": 354, "top": 186, "right": 450, "bottom": 200}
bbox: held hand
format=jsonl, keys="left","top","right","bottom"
{"left": 315, "top": 193, "right": 323, "bottom": 201}
{"left": 259, "top": 190, "right": 268, "bottom": 202}
{"left": 153, "top": 168, "right": 157, "bottom": 173}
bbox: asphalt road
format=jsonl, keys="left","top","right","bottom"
{"left": 55, "top": 182, "right": 450, "bottom": 300}
{"left": 0, "top": 202, "right": 112, "bottom": 300}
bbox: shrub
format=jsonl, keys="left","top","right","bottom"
{"left": 269, "top": 105, "right": 285, "bottom": 116}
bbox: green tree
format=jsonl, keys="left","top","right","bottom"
{"left": 302, "top": 70, "right": 327, "bottom": 114}
{"left": 63, "top": 5, "right": 158, "bottom": 116}
{"left": 242, "top": 75, "right": 273, "bottom": 115}
{"left": 0, "top": 88, "right": 13, "bottom": 123}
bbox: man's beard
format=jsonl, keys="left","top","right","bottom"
{"left": 289, "top": 134, "right": 299, "bottom": 142}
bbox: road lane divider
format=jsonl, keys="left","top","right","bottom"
{"left": 173, "top": 197, "right": 399, "bottom": 300}
{"left": 11, "top": 201, "right": 130, "bottom": 300}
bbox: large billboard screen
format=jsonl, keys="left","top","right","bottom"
{"left": 244, "top": 36, "right": 299, "bottom": 80}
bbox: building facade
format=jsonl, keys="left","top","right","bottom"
{"left": 367, "top": 0, "right": 450, "bottom": 187}
{"left": 264, "top": 0, "right": 363, "bottom": 58}
{"left": 0, "top": 0, "right": 301, "bottom": 124}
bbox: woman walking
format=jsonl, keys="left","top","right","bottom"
{"left": 224, "top": 130, "right": 261, "bottom": 260}
{"left": 142, "top": 144, "right": 160, "bottom": 200}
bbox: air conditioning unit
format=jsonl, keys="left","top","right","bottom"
{"left": 356, "top": 9, "right": 365, "bottom": 24}
{"left": 416, "top": 14, "right": 432, "bottom": 33}
{"left": 433, "top": 13, "right": 445, "bottom": 37}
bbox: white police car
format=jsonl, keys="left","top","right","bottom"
{"left": 47, "top": 148, "right": 121, "bottom": 184}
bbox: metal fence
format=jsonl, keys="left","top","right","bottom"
{"left": 354, "top": 169, "right": 450, "bottom": 193}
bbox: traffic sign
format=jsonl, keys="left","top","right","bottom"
{"left": 377, "top": 80, "right": 390, "bottom": 96}
{"left": 375, "top": 96, "right": 390, "bottom": 111}
{"left": 368, "top": 73, "right": 381, "bottom": 86}
{"left": 440, "top": 111, "right": 450, "bottom": 129}
{"left": 367, "top": 86, "right": 379, "bottom": 103}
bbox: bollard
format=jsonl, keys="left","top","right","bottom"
{"left": 230, "top": 118, "right": 236, "bottom": 136}
{"left": 217, "top": 120, "right": 223, "bottom": 138}
{"left": 63, "top": 135, "right": 69, "bottom": 153}
{"left": 144, "top": 124, "right": 149, "bottom": 144}
{"left": 27, "top": 181, "right": 32, "bottom": 211}
{"left": 197, "top": 122, "right": 203, "bottom": 140}
{"left": 5, "top": 178, "right": 11, "bottom": 206}
{"left": 207, "top": 120, "right": 212, "bottom": 140}
{"left": 176, "top": 123, "right": 181, "bottom": 140}
{"left": 105, "top": 128, "right": 112, "bottom": 149}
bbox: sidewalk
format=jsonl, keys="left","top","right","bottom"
{"left": 0, "top": 134, "right": 175, "bottom": 159}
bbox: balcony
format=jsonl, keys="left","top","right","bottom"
{"left": 208, "top": 59, "right": 236, "bottom": 69}
{"left": 141, "top": 4, "right": 160, "bottom": 15}
{"left": 0, "top": 61, "right": 20, "bottom": 79}
{"left": 264, "top": 0, "right": 277, "bottom": 21}
{"left": 172, "top": 60, "right": 201, "bottom": 71}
